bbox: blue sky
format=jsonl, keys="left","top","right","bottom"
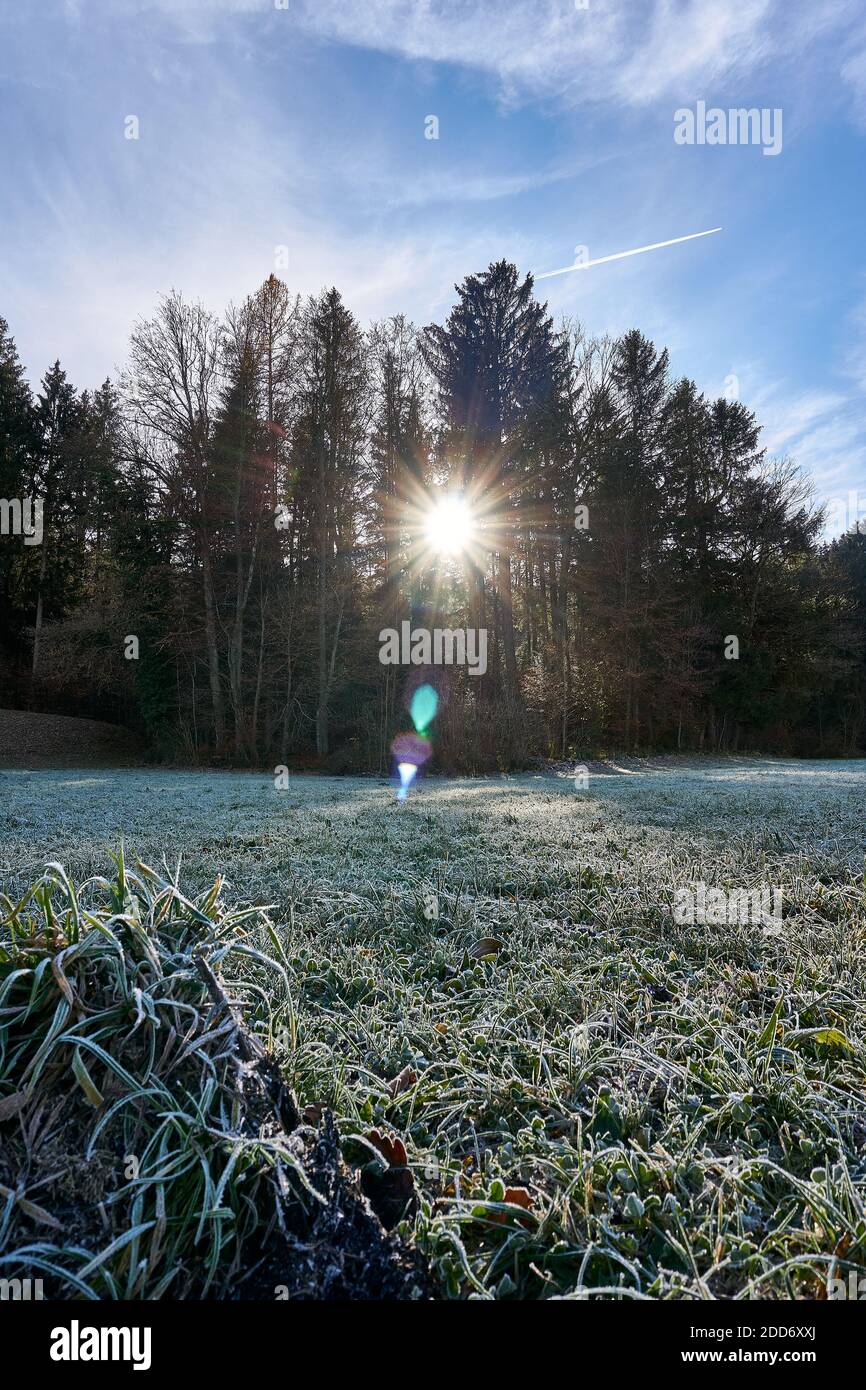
{"left": 1, "top": 0, "right": 865, "bottom": 531}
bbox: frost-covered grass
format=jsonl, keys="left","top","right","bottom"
{"left": 1, "top": 757, "right": 865, "bottom": 1299}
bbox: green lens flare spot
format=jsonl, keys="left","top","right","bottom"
{"left": 410, "top": 683, "right": 438, "bottom": 733}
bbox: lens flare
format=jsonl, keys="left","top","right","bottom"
{"left": 391, "top": 699, "right": 437, "bottom": 803}
{"left": 410, "top": 682, "right": 438, "bottom": 733}
{"left": 392, "top": 731, "right": 432, "bottom": 767}
{"left": 397, "top": 762, "right": 418, "bottom": 801}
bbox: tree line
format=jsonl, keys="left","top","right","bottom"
{"left": 1, "top": 262, "right": 864, "bottom": 769}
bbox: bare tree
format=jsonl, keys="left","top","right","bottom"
{"left": 124, "top": 292, "right": 226, "bottom": 747}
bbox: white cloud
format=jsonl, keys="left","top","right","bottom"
{"left": 841, "top": 48, "right": 866, "bottom": 120}
{"left": 76, "top": 0, "right": 796, "bottom": 105}
{"left": 613, "top": 0, "right": 776, "bottom": 104}
{"left": 61, "top": 0, "right": 866, "bottom": 121}
{"left": 0, "top": 202, "right": 496, "bottom": 389}
{"left": 743, "top": 376, "right": 866, "bottom": 533}
{"left": 283, "top": 0, "right": 851, "bottom": 108}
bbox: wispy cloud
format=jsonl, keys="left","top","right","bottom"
{"left": 79, "top": 0, "right": 797, "bottom": 105}
{"left": 745, "top": 377, "right": 866, "bottom": 532}
{"left": 285, "top": 0, "right": 854, "bottom": 107}
{"left": 359, "top": 154, "right": 611, "bottom": 212}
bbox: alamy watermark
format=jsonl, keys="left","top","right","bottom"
{"left": 379, "top": 621, "right": 487, "bottom": 676}
{"left": 50, "top": 1321, "right": 151, "bottom": 1371}
{"left": 673, "top": 884, "right": 782, "bottom": 926}
{"left": 827, "top": 1272, "right": 866, "bottom": 1300}
{"left": 0, "top": 496, "right": 43, "bottom": 545}
{"left": 0, "top": 1276, "right": 44, "bottom": 1300}
{"left": 826, "top": 488, "right": 865, "bottom": 535}
{"left": 674, "top": 102, "right": 783, "bottom": 157}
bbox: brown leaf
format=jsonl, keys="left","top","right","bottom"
{"left": 16, "top": 1195, "right": 62, "bottom": 1229}
{"left": 366, "top": 1128, "right": 408, "bottom": 1168}
{"left": 0, "top": 1091, "right": 28, "bottom": 1122}
{"left": 502, "top": 1185, "right": 534, "bottom": 1210}
{"left": 50, "top": 956, "right": 76, "bottom": 1006}
{"left": 469, "top": 937, "right": 504, "bottom": 960}
{"left": 386, "top": 1065, "right": 416, "bottom": 1099}
{"left": 303, "top": 1103, "right": 324, "bottom": 1126}
{"left": 487, "top": 1185, "right": 536, "bottom": 1227}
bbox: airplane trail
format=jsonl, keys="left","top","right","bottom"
{"left": 536, "top": 227, "right": 722, "bottom": 279}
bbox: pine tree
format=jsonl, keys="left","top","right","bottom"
{"left": 295, "top": 288, "right": 368, "bottom": 757}
{"left": 422, "top": 261, "right": 569, "bottom": 703}
{"left": 0, "top": 317, "right": 37, "bottom": 655}
{"left": 31, "top": 361, "right": 84, "bottom": 676}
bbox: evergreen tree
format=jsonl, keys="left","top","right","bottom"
{"left": 0, "top": 317, "right": 37, "bottom": 656}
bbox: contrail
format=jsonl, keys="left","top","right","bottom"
{"left": 536, "top": 227, "right": 722, "bottom": 280}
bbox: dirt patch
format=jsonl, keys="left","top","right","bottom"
{"left": 0, "top": 708, "right": 143, "bottom": 768}
{"left": 238, "top": 1113, "right": 430, "bottom": 1300}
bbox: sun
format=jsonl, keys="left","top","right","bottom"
{"left": 424, "top": 493, "right": 476, "bottom": 556}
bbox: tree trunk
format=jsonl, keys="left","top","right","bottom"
{"left": 200, "top": 541, "right": 226, "bottom": 750}
{"left": 251, "top": 592, "right": 267, "bottom": 760}
{"left": 316, "top": 476, "right": 329, "bottom": 757}
{"left": 31, "top": 495, "right": 50, "bottom": 677}
{"left": 497, "top": 550, "right": 518, "bottom": 701}
{"left": 281, "top": 605, "right": 295, "bottom": 764}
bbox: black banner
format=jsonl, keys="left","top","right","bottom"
{"left": 2, "top": 1296, "right": 858, "bottom": 1376}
